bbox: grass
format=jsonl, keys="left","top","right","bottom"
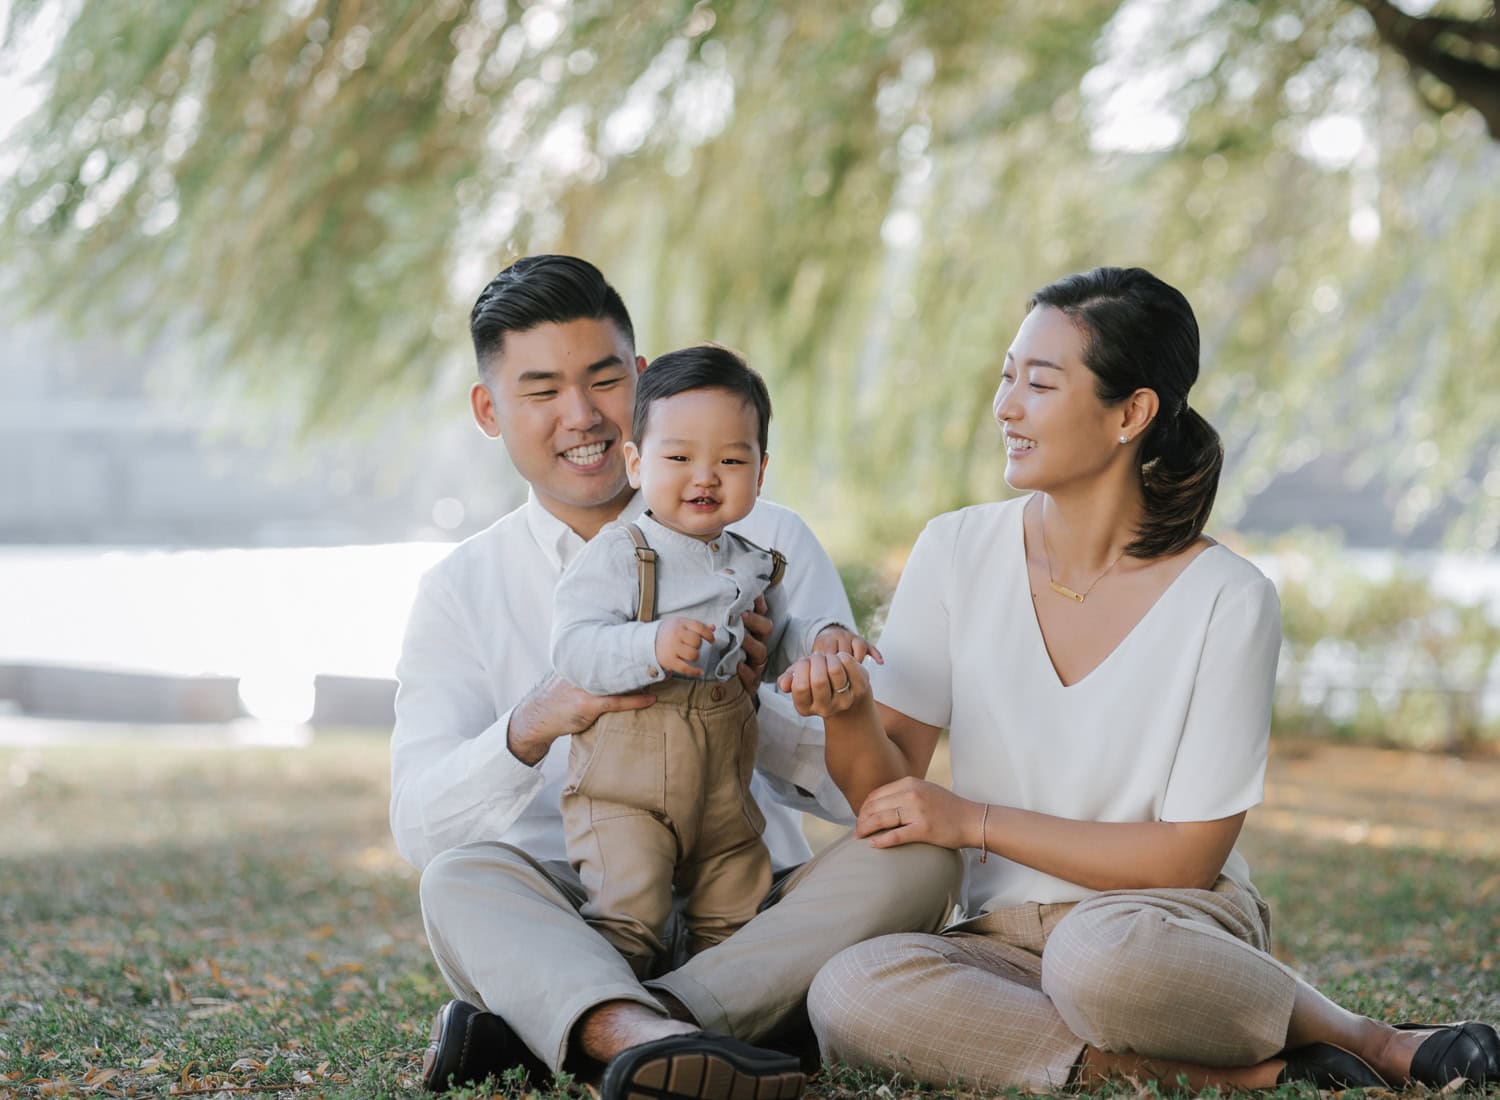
{"left": 1, "top": 729, "right": 1497, "bottom": 1099}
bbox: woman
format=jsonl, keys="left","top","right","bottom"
{"left": 778, "top": 267, "right": 1498, "bottom": 1091}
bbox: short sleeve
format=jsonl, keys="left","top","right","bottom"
{"left": 865, "top": 514, "right": 958, "bottom": 728}
{"left": 1160, "top": 573, "right": 1282, "bottom": 822}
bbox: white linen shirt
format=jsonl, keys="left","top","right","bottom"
{"left": 389, "top": 490, "right": 856, "bottom": 871}
{"left": 551, "top": 511, "right": 841, "bottom": 693}
{"left": 867, "top": 497, "right": 1282, "bottom": 918}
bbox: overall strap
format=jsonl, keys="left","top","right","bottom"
{"left": 767, "top": 548, "right": 787, "bottom": 588}
{"left": 625, "top": 523, "right": 658, "bottom": 623}
{"left": 732, "top": 529, "right": 789, "bottom": 589}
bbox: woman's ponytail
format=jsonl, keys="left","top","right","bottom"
{"left": 1030, "top": 266, "right": 1222, "bottom": 560}
{"left": 1130, "top": 404, "right": 1223, "bottom": 558}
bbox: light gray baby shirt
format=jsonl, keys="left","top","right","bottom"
{"left": 551, "top": 512, "right": 841, "bottom": 695}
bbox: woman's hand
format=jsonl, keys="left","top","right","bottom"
{"left": 857, "top": 776, "right": 983, "bottom": 853}
{"left": 776, "top": 652, "right": 869, "bottom": 718}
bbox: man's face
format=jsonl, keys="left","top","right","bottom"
{"left": 471, "top": 318, "right": 646, "bottom": 537}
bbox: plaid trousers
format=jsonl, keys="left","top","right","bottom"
{"left": 808, "top": 875, "right": 1299, "bottom": 1090}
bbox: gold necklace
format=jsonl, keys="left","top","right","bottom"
{"left": 1038, "top": 504, "right": 1127, "bottom": 603}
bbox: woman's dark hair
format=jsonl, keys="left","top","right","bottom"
{"left": 1030, "top": 266, "right": 1223, "bottom": 558}
{"left": 634, "top": 345, "right": 772, "bottom": 453}
{"left": 469, "top": 255, "right": 635, "bottom": 376}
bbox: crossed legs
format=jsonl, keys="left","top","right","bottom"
{"left": 419, "top": 833, "right": 962, "bottom": 1072}
{"left": 809, "top": 877, "right": 1439, "bottom": 1090}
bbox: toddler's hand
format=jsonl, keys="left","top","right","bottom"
{"left": 656, "top": 617, "right": 715, "bottom": 678}
{"left": 812, "top": 625, "right": 884, "bottom": 665}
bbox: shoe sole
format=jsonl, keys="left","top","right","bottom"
{"left": 421, "top": 1001, "right": 459, "bottom": 1092}
{"left": 605, "top": 1038, "right": 804, "bottom": 1100}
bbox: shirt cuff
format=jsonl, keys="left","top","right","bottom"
{"left": 630, "top": 621, "right": 670, "bottom": 685}
{"left": 793, "top": 616, "right": 846, "bottom": 661}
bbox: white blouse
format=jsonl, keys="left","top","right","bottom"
{"left": 867, "top": 496, "right": 1282, "bottom": 917}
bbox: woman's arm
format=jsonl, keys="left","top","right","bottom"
{"left": 858, "top": 773, "right": 1246, "bottom": 891}
{"left": 778, "top": 653, "right": 942, "bottom": 812}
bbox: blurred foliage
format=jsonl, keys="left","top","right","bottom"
{"left": 1275, "top": 536, "right": 1500, "bottom": 749}
{"left": 2, "top": 0, "right": 1498, "bottom": 558}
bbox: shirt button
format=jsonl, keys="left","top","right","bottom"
{"left": 710, "top": 686, "right": 725, "bottom": 702}
{"left": 723, "top": 567, "right": 735, "bottom": 575}
{"left": 710, "top": 541, "right": 720, "bottom": 551}
{"left": 647, "top": 666, "right": 659, "bottom": 678}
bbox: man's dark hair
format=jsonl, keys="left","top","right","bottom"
{"left": 469, "top": 255, "right": 635, "bottom": 376}
{"left": 633, "top": 345, "right": 772, "bottom": 454}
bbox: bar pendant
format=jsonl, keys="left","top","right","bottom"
{"left": 1049, "top": 580, "right": 1085, "bottom": 603}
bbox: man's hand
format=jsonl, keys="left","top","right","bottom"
{"left": 736, "top": 595, "right": 772, "bottom": 693}
{"left": 507, "top": 673, "right": 655, "bottom": 766}
{"left": 656, "top": 616, "right": 715, "bottom": 678}
{"left": 812, "top": 624, "right": 884, "bottom": 666}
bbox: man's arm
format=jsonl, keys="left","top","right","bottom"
{"left": 389, "top": 565, "right": 655, "bottom": 869}
{"left": 740, "top": 503, "right": 859, "bottom": 824}
{"left": 388, "top": 567, "right": 547, "bottom": 869}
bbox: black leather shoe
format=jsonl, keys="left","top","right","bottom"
{"left": 1277, "top": 1042, "right": 1389, "bottom": 1089}
{"left": 1396, "top": 1021, "right": 1500, "bottom": 1087}
{"left": 599, "top": 1033, "right": 804, "bottom": 1100}
{"left": 421, "top": 999, "right": 550, "bottom": 1093}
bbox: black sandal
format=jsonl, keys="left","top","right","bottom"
{"left": 1395, "top": 1021, "right": 1500, "bottom": 1088}
{"left": 599, "top": 1032, "right": 804, "bottom": 1100}
{"left": 1277, "top": 1042, "right": 1389, "bottom": 1089}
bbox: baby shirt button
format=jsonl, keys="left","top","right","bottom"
{"left": 709, "top": 541, "right": 720, "bottom": 552}
{"left": 723, "top": 567, "right": 735, "bottom": 575}
{"left": 647, "top": 666, "right": 659, "bottom": 678}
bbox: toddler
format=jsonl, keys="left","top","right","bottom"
{"left": 551, "top": 344, "right": 877, "bottom": 977}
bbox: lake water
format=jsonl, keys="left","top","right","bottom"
{"left": 2, "top": 542, "right": 1499, "bottom": 723}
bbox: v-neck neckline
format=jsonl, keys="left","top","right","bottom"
{"left": 1014, "top": 497, "right": 1221, "bottom": 690}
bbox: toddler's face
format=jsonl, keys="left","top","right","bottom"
{"left": 625, "top": 387, "right": 767, "bottom": 541}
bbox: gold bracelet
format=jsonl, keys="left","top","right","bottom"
{"left": 978, "top": 802, "right": 990, "bottom": 863}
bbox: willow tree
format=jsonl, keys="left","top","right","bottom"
{"left": 3, "top": 0, "right": 1497, "bottom": 556}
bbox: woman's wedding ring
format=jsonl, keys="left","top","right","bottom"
{"left": 834, "top": 679, "right": 852, "bottom": 695}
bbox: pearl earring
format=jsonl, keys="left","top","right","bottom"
{"left": 1119, "top": 434, "right": 1129, "bottom": 444}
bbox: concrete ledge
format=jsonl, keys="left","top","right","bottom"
{"left": 0, "top": 663, "right": 396, "bottom": 729}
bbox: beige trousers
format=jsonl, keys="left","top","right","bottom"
{"left": 419, "top": 829, "right": 962, "bottom": 1073}
{"left": 562, "top": 677, "right": 769, "bottom": 977}
{"left": 808, "top": 875, "right": 1300, "bottom": 1091}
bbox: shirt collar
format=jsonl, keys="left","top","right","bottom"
{"left": 524, "top": 488, "right": 648, "bottom": 573}
{"left": 637, "top": 511, "right": 727, "bottom": 556}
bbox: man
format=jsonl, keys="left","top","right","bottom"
{"left": 391, "top": 255, "right": 960, "bottom": 1100}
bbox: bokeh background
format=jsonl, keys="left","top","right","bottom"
{"left": 1, "top": 0, "right": 1498, "bottom": 744}
{"left": 3, "top": 4, "right": 1500, "bottom": 1097}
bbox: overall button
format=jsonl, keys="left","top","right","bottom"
{"left": 709, "top": 685, "right": 725, "bottom": 702}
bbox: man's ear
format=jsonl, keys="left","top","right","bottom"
{"left": 624, "top": 441, "right": 643, "bottom": 489}
{"left": 635, "top": 354, "right": 648, "bottom": 376}
{"left": 471, "top": 381, "right": 502, "bottom": 439}
{"left": 756, "top": 451, "right": 769, "bottom": 493}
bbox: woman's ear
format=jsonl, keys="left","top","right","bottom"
{"left": 1120, "top": 387, "right": 1160, "bottom": 440}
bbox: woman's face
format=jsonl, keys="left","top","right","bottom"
{"left": 992, "top": 305, "right": 1124, "bottom": 493}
